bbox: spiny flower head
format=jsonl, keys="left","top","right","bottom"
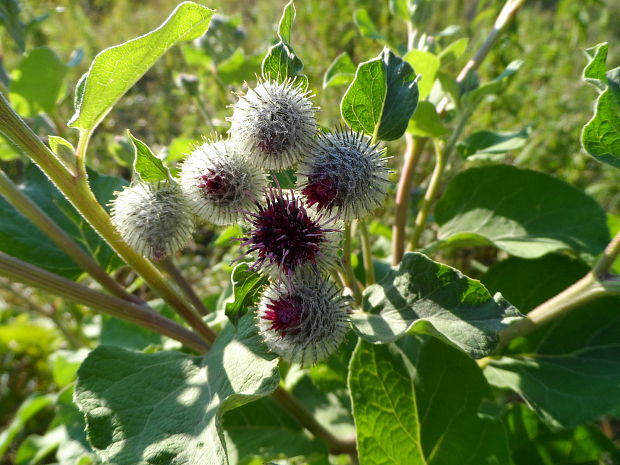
{"left": 228, "top": 78, "right": 317, "bottom": 170}
{"left": 111, "top": 181, "right": 194, "bottom": 260}
{"left": 180, "top": 139, "right": 266, "bottom": 225}
{"left": 239, "top": 186, "right": 340, "bottom": 277}
{"left": 300, "top": 129, "right": 390, "bottom": 221}
{"left": 257, "top": 273, "right": 350, "bottom": 365}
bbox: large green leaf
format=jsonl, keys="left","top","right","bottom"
{"left": 503, "top": 404, "right": 619, "bottom": 465}
{"left": 435, "top": 165, "right": 610, "bottom": 260}
{"left": 68, "top": 2, "right": 214, "bottom": 131}
{"left": 9, "top": 47, "right": 68, "bottom": 117}
{"left": 581, "top": 43, "right": 620, "bottom": 169}
{"left": 223, "top": 397, "right": 327, "bottom": 465}
{"left": 403, "top": 49, "right": 439, "bottom": 100}
{"left": 351, "top": 252, "right": 522, "bottom": 358}
{"left": 0, "top": 164, "right": 124, "bottom": 279}
{"left": 349, "top": 337, "right": 512, "bottom": 465}
{"left": 75, "top": 314, "right": 279, "bottom": 465}
{"left": 482, "top": 254, "right": 620, "bottom": 427}
{"left": 457, "top": 128, "right": 530, "bottom": 160}
{"left": 341, "top": 48, "right": 419, "bottom": 141}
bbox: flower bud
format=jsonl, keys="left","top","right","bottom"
{"left": 228, "top": 79, "right": 317, "bottom": 170}
{"left": 180, "top": 139, "right": 266, "bottom": 225}
{"left": 239, "top": 187, "right": 340, "bottom": 277}
{"left": 257, "top": 273, "right": 350, "bottom": 364}
{"left": 111, "top": 182, "right": 194, "bottom": 260}
{"left": 300, "top": 129, "right": 390, "bottom": 221}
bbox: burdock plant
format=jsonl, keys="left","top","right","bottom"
{"left": 2, "top": 1, "right": 620, "bottom": 465}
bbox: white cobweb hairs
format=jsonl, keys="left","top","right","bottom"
{"left": 179, "top": 139, "right": 266, "bottom": 225}
{"left": 111, "top": 181, "right": 195, "bottom": 260}
{"left": 228, "top": 78, "right": 318, "bottom": 170}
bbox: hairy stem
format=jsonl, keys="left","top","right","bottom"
{"left": 0, "top": 168, "right": 140, "bottom": 303}
{"left": 272, "top": 386, "right": 357, "bottom": 455}
{"left": 342, "top": 222, "right": 362, "bottom": 304}
{"left": 157, "top": 256, "right": 210, "bottom": 316}
{"left": 436, "top": 0, "right": 526, "bottom": 115}
{"left": 392, "top": 134, "right": 426, "bottom": 265}
{"left": 498, "top": 229, "right": 620, "bottom": 346}
{"left": 0, "top": 94, "right": 216, "bottom": 344}
{"left": 0, "top": 252, "right": 210, "bottom": 353}
{"left": 358, "top": 219, "right": 375, "bottom": 286}
{"left": 408, "top": 138, "right": 446, "bottom": 250}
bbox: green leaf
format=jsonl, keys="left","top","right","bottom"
{"left": 51, "top": 349, "right": 88, "bottom": 388}
{"left": 0, "top": 164, "right": 125, "bottom": 279}
{"left": 481, "top": 254, "right": 620, "bottom": 427}
{"left": 461, "top": 60, "right": 523, "bottom": 109}
{"left": 389, "top": 0, "right": 409, "bottom": 21}
{"left": 15, "top": 426, "right": 65, "bottom": 465}
{"left": 457, "top": 127, "right": 530, "bottom": 159}
{"left": 128, "top": 131, "right": 170, "bottom": 183}
{"left": 353, "top": 8, "right": 385, "bottom": 41}
{"left": 261, "top": 41, "right": 305, "bottom": 84}
{"left": 277, "top": 0, "right": 295, "bottom": 45}
{"left": 100, "top": 315, "right": 163, "bottom": 350}
{"left": 0, "top": 394, "right": 56, "bottom": 457}
{"left": 9, "top": 47, "right": 68, "bottom": 117}
{"left": 351, "top": 252, "right": 523, "bottom": 358}
{"left": 323, "top": 52, "right": 356, "bottom": 88}
{"left": 75, "top": 314, "right": 279, "bottom": 465}
{"left": 503, "top": 404, "right": 620, "bottom": 465}
{"left": 349, "top": 340, "right": 425, "bottom": 465}
{"left": 435, "top": 165, "right": 610, "bottom": 260}
{"left": 341, "top": 48, "right": 419, "bottom": 141}
{"left": 194, "top": 14, "right": 245, "bottom": 65}
{"left": 68, "top": 2, "right": 214, "bottom": 131}
{"left": 48, "top": 135, "right": 77, "bottom": 175}
{"left": 349, "top": 337, "right": 512, "bottom": 465}
{"left": 581, "top": 43, "right": 620, "bottom": 169}
{"left": 225, "top": 263, "right": 269, "bottom": 326}
{"left": 223, "top": 397, "right": 327, "bottom": 464}
{"left": 438, "top": 37, "right": 469, "bottom": 65}
{"left": 403, "top": 49, "right": 439, "bottom": 100}
{"left": 407, "top": 101, "right": 448, "bottom": 138}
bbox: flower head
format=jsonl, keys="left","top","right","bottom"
{"left": 300, "top": 129, "right": 390, "bottom": 220}
{"left": 111, "top": 182, "right": 194, "bottom": 260}
{"left": 228, "top": 78, "right": 317, "bottom": 170}
{"left": 257, "top": 273, "right": 350, "bottom": 364}
{"left": 239, "top": 186, "right": 339, "bottom": 277}
{"left": 180, "top": 139, "right": 266, "bottom": 225}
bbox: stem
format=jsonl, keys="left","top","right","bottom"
{"left": 0, "top": 168, "right": 140, "bottom": 304}
{"left": 436, "top": 0, "right": 526, "bottom": 115}
{"left": 342, "top": 222, "right": 362, "bottom": 304}
{"left": 0, "top": 94, "right": 216, "bottom": 344}
{"left": 358, "top": 219, "right": 375, "bottom": 286}
{"left": 498, "top": 230, "right": 620, "bottom": 347}
{"left": 0, "top": 252, "right": 210, "bottom": 353}
{"left": 408, "top": 138, "right": 446, "bottom": 250}
{"left": 157, "top": 257, "right": 210, "bottom": 316}
{"left": 272, "top": 386, "right": 357, "bottom": 455}
{"left": 0, "top": 280, "right": 83, "bottom": 349}
{"left": 593, "top": 229, "right": 620, "bottom": 278}
{"left": 392, "top": 134, "right": 426, "bottom": 265}
{"left": 498, "top": 273, "right": 607, "bottom": 345}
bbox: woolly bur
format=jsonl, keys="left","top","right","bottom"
{"left": 300, "top": 128, "right": 390, "bottom": 221}
{"left": 110, "top": 182, "right": 195, "bottom": 260}
{"left": 256, "top": 272, "right": 350, "bottom": 365}
{"left": 180, "top": 139, "right": 266, "bottom": 225}
{"left": 228, "top": 78, "right": 317, "bottom": 170}
{"left": 238, "top": 186, "right": 340, "bottom": 277}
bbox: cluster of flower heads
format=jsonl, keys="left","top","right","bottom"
{"left": 110, "top": 77, "right": 391, "bottom": 364}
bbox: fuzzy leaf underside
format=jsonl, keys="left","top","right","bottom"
{"left": 75, "top": 315, "right": 279, "bottom": 465}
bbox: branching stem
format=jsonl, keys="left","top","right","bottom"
{"left": 0, "top": 252, "right": 210, "bottom": 353}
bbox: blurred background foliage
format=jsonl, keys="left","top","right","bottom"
{"left": 0, "top": 0, "right": 619, "bottom": 463}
